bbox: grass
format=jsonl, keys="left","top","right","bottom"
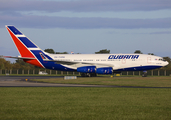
{"left": 1, "top": 76, "right": 171, "bottom": 119}
{"left": 31, "top": 76, "right": 171, "bottom": 87}
{"left": 0, "top": 87, "right": 171, "bottom": 120}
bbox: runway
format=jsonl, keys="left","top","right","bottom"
{"left": 0, "top": 76, "right": 171, "bottom": 88}
{"left": 0, "top": 76, "right": 108, "bottom": 87}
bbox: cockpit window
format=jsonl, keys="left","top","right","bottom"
{"left": 163, "top": 59, "right": 166, "bottom": 62}
{"left": 158, "top": 58, "right": 166, "bottom": 61}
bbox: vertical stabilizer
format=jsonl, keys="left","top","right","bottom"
{"left": 6, "top": 25, "right": 45, "bottom": 68}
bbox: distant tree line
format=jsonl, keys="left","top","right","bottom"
{"left": 44, "top": 49, "right": 68, "bottom": 54}
{"left": 0, "top": 49, "right": 171, "bottom": 70}
{"left": 134, "top": 50, "right": 154, "bottom": 55}
{"left": 0, "top": 58, "right": 36, "bottom": 70}
{"left": 95, "top": 49, "right": 110, "bottom": 54}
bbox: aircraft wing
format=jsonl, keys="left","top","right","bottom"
{"left": 44, "top": 59, "right": 114, "bottom": 67}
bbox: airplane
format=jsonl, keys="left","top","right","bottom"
{"left": 3, "top": 25, "right": 169, "bottom": 77}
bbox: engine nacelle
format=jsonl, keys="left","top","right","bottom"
{"left": 96, "top": 67, "right": 113, "bottom": 74}
{"left": 77, "top": 66, "right": 96, "bottom": 73}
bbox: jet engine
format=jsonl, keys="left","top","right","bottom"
{"left": 77, "top": 66, "right": 96, "bottom": 73}
{"left": 96, "top": 67, "right": 113, "bottom": 74}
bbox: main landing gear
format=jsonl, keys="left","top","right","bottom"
{"left": 81, "top": 73, "right": 97, "bottom": 77}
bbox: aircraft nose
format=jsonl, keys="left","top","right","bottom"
{"left": 165, "top": 61, "right": 169, "bottom": 66}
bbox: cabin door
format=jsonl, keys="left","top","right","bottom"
{"left": 147, "top": 57, "right": 151, "bottom": 64}
{"left": 122, "top": 58, "right": 126, "bottom": 64}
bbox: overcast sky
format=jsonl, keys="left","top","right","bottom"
{"left": 0, "top": 0, "right": 171, "bottom": 62}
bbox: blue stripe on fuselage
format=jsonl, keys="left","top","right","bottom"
{"left": 116, "top": 65, "right": 163, "bottom": 71}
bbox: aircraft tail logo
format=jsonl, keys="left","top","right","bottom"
{"left": 39, "top": 52, "right": 49, "bottom": 60}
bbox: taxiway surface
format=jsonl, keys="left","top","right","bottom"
{"left": 0, "top": 76, "right": 171, "bottom": 88}
{"left": 0, "top": 76, "right": 107, "bottom": 87}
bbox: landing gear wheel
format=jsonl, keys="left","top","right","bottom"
{"left": 81, "top": 73, "right": 97, "bottom": 77}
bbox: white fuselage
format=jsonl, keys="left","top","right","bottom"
{"left": 46, "top": 53, "right": 168, "bottom": 71}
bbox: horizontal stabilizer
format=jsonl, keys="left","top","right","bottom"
{"left": 2, "top": 56, "right": 36, "bottom": 60}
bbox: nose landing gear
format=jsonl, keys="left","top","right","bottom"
{"left": 142, "top": 70, "right": 147, "bottom": 77}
